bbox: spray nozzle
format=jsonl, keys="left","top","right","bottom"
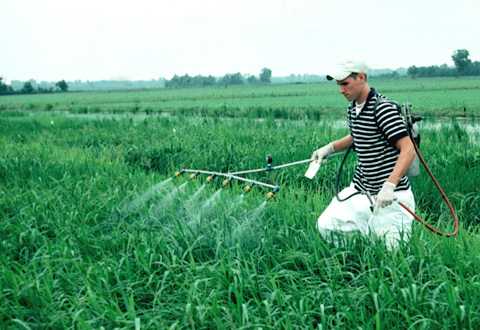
{"left": 173, "top": 170, "right": 185, "bottom": 178}
{"left": 206, "top": 174, "right": 216, "bottom": 183}
{"left": 189, "top": 171, "right": 200, "bottom": 180}
{"left": 243, "top": 182, "right": 256, "bottom": 194}
{"left": 222, "top": 175, "right": 233, "bottom": 187}
{"left": 266, "top": 186, "right": 280, "bottom": 200}
{"left": 361, "top": 191, "right": 375, "bottom": 212}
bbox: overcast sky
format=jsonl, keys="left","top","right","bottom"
{"left": 1, "top": 0, "right": 479, "bottom": 82}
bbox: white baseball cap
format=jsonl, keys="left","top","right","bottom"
{"left": 326, "top": 56, "right": 369, "bottom": 81}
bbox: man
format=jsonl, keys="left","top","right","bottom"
{"left": 310, "top": 56, "right": 416, "bottom": 249}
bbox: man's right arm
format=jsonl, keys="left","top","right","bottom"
{"left": 311, "top": 134, "right": 354, "bottom": 165}
{"left": 332, "top": 134, "right": 354, "bottom": 152}
{"left": 307, "top": 134, "right": 355, "bottom": 178}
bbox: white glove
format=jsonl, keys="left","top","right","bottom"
{"left": 373, "top": 182, "right": 396, "bottom": 214}
{"left": 311, "top": 143, "right": 334, "bottom": 164}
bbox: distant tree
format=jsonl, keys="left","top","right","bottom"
{"left": 55, "top": 80, "right": 69, "bottom": 92}
{"left": 374, "top": 71, "right": 400, "bottom": 80}
{"left": 165, "top": 74, "right": 218, "bottom": 88}
{"left": 0, "top": 76, "right": 13, "bottom": 95}
{"left": 38, "top": 87, "right": 54, "bottom": 93}
{"left": 218, "top": 73, "right": 244, "bottom": 86}
{"left": 452, "top": 49, "right": 472, "bottom": 75}
{"left": 407, "top": 66, "right": 419, "bottom": 78}
{"left": 21, "top": 81, "right": 35, "bottom": 94}
{"left": 166, "top": 74, "right": 191, "bottom": 88}
{"left": 246, "top": 75, "right": 259, "bottom": 85}
{"left": 191, "top": 75, "right": 216, "bottom": 86}
{"left": 407, "top": 64, "right": 456, "bottom": 78}
{"left": 260, "top": 68, "right": 272, "bottom": 84}
{"left": 470, "top": 61, "right": 480, "bottom": 76}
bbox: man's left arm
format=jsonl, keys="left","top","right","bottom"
{"left": 374, "top": 136, "right": 416, "bottom": 213}
{"left": 386, "top": 136, "right": 416, "bottom": 185}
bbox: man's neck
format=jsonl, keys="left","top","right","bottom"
{"left": 356, "top": 85, "right": 371, "bottom": 104}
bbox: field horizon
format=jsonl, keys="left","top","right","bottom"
{"left": 1, "top": 76, "right": 480, "bottom": 119}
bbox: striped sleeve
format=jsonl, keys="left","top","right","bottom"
{"left": 375, "top": 102, "right": 408, "bottom": 145}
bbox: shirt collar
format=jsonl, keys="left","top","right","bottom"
{"left": 364, "top": 88, "right": 377, "bottom": 107}
{"left": 351, "top": 88, "right": 377, "bottom": 109}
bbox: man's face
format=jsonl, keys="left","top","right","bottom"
{"left": 336, "top": 74, "right": 365, "bottom": 102}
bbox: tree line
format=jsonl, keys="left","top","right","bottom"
{"left": 1, "top": 49, "right": 479, "bottom": 95}
{"left": 0, "top": 78, "right": 68, "bottom": 96}
{"left": 165, "top": 68, "right": 272, "bottom": 88}
{"left": 407, "top": 49, "right": 480, "bottom": 78}
{"left": 0, "top": 69, "right": 272, "bottom": 94}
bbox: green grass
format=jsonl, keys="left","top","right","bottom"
{"left": 1, "top": 76, "right": 479, "bottom": 119}
{"left": 1, "top": 110, "right": 479, "bottom": 328}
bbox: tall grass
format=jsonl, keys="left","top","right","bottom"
{"left": 1, "top": 113, "right": 479, "bottom": 328}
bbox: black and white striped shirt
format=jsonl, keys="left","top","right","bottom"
{"left": 347, "top": 88, "right": 410, "bottom": 194}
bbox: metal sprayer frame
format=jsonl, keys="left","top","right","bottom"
{"left": 174, "top": 151, "right": 346, "bottom": 199}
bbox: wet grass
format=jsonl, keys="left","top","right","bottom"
{"left": 1, "top": 113, "right": 479, "bottom": 328}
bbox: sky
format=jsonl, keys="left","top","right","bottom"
{"left": 1, "top": 0, "right": 480, "bottom": 82}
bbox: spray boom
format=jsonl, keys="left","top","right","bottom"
{"left": 174, "top": 152, "right": 346, "bottom": 200}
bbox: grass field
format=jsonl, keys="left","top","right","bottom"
{"left": 1, "top": 76, "right": 480, "bottom": 119}
{"left": 1, "top": 78, "right": 480, "bottom": 328}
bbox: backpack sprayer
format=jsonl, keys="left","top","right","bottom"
{"left": 172, "top": 102, "right": 459, "bottom": 237}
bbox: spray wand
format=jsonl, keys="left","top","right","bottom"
{"left": 174, "top": 151, "right": 346, "bottom": 200}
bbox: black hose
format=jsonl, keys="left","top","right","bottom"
{"left": 334, "top": 144, "right": 361, "bottom": 202}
